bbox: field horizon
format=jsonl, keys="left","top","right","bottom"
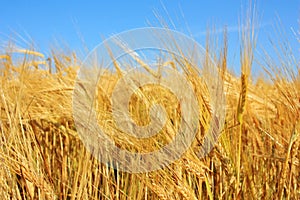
{"left": 0, "top": 6, "right": 299, "bottom": 200}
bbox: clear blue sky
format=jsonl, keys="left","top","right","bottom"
{"left": 0, "top": 0, "right": 299, "bottom": 74}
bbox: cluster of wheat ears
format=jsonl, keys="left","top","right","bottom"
{"left": 0, "top": 13, "right": 299, "bottom": 200}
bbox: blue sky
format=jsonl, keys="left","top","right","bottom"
{"left": 0, "top": 1, "right": 299, "bottom": 74}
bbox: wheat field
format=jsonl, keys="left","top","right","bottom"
{"left": 0, "top": 13, "right": 299, "bottom": 200}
